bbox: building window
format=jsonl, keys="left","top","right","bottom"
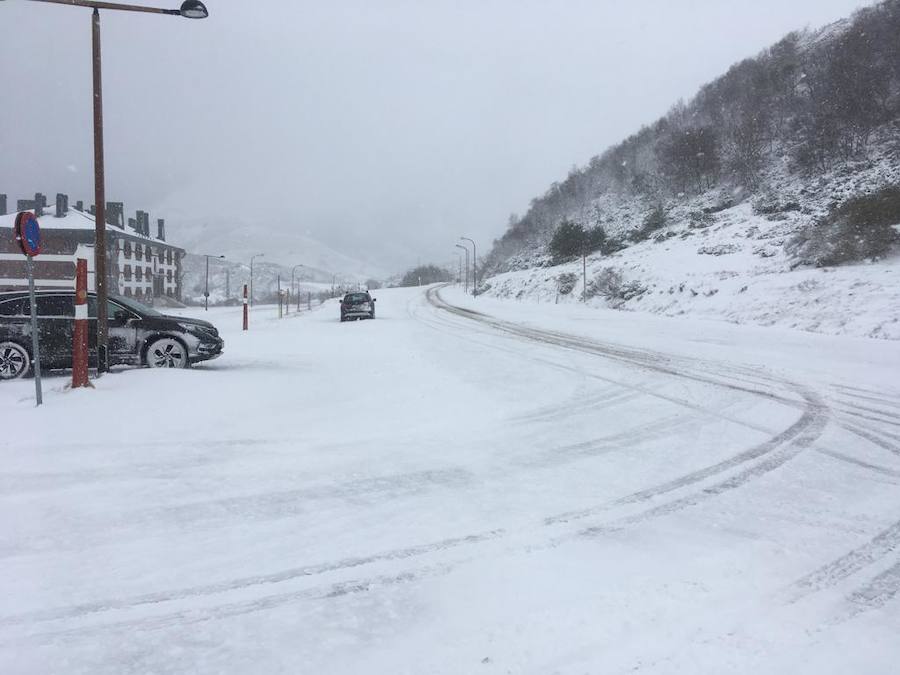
{"left": 124, "top": 241, "right": 132, "bottom": 258}
{"left": 166, "top": 269, "right": 173, "bottom": 282}
{"left": 124, "top": 287, "right": 132, "bottom": 297}
{"left": 135, "top": 267, "right": 143, "bottom": 281}
{"left": 135, "top": 245, "right": 142, "bottom": 261}
{"left": 123, "top": 265, "right": 132, "bottom": 281}
{"left": 166, "top": 250, "right": 173, "bottom": 264}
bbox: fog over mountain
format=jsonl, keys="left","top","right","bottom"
{"left": 0, "top": 0, "right": 869, "bottom": 274}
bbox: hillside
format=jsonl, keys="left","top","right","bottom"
{"left": 481, "top": 1, "right": 900, "bottom": 337}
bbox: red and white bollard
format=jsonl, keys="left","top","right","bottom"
{"left": 72, "top": 258, "right": 91, "bottom": 388}
{"left": 242, "top": 284, "right": 249, "bottom": 331}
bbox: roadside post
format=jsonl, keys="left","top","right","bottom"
{"left": 14, "top": 212, "right": 43, "bottom": 406}
{"left": 277, "top": 275, "right": 283, "bottom": 319}
{"left": 72, "top": 258, "right": 91, "bottom": 388}
{"left": 307, "top": 292, "right": 311, "bottom": 311}
{"left": 242, "top": 284, "right": 249, "bottom": 331}
{"left": 582, "top": 250, "right": 587, "bottom": 303}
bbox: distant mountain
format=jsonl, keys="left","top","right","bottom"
{"left": 169, "top": 216, "right": 388, "bottom": 282}
{"left": 156, "top": 214, "right": 387, "bottom": 305}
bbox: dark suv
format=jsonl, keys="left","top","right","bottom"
{"left": 339, "top": 292, "right": 376, "bottom": 321}
{"left": 0, "top": 290, "right": 224, "bottom": 379}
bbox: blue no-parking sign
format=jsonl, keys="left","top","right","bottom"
{"left": 15, "top": 211, "right": 42, "bottom": 257}
{"left": 14, "top": 212, "right": 43, "bottom": 405}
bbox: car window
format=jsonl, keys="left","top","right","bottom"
{"left": 0, "top": 298, "right": 25, "bottom": 316}
{"left": 113, "top": 295, "right": 162, "bottom": 317}
{"left": 29, "top": 295, "right": 75, "bottom": 317}
{"left": 345, "top": 293, "right": 369, "bottom": 303}
{"left": 86, "top": 297, "right": 139, "bottom": 319}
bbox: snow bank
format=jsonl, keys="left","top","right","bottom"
{"left": 482, "top": 199, "right": 900, "bottom": 340}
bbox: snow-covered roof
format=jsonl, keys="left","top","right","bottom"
{"left": 0, "top": 207, "right": 170, "bottom": 244}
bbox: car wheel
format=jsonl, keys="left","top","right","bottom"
{"left": 0, "top": 341, "right": 30, "bottom": 380}
{"left": 146, "top": 337, "right": 189, "bottom": 369}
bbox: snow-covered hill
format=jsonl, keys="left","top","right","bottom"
{"left": 480, "top": 138, "right": 900, "bottom": 339}
{"left": 481, "top": 2, "right": 900, "bottom": 340}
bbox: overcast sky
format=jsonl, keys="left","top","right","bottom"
{"left": 0, "top": 0, "right": 870, "bottom": 272}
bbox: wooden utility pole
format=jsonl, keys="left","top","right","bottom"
{"left": 582, "top": 250, "right": 587, "bottom": 303}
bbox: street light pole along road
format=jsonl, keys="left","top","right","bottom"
{"left": 249, "top": 253, "right": 264, "bottom": 307}
{"left": 18, "top": 0, "right": 209, "bottom": 372}
{"left": 203, "top": 254, "right": 224, "bottom": 310}
{"left": 460, "top": 237, "right": 477, "bottom": 296}
{"left": 454, "top": 244, "right": 469, "bottom": 294}
{"left": 291, "top": 264, "right": 303, "bottom": 312}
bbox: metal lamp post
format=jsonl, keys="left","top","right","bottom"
{"left": 249, "top": 253, "right": 264, "bottom": 307}
{"left": 460, "top": 237, "right": 477, "bottom": 296}
{"left": 291, "top": 264, "right": 304, "bottom": 312}
{"left": 203, "top": 254, "right": 224, "bottom": 311}
{"left": 455, "top": 243, "right": 469, "bottom": 294}
{"left": 16, "top": 0, "right": 209, "bottom": 373}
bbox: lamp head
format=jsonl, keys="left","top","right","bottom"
{"left": 179, "top": 1, "right": 209, "bottom": 19}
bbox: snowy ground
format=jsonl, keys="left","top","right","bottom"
{"left": 2, "top": 286, "right": 899, "bottom": 673}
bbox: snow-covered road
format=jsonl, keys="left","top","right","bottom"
{"left": 2, "top": 286, "right": 899, "bottom": 673}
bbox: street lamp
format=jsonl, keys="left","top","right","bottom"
{"left": 455, "top": 243, "right": 469, "bottom": 294}
{"left": 249, "top": 253, "right": 264, "bottom": 306}
{"left": 291, "top": 264, "right": 303, "bottom": 312}
{"left": 460, "top": 237, "right": 477, "bottom": 297}
{"left": 15, "top": 0, "right": 209, "bottom": 373}
{"left": 203, "top": 254, "right": 224, "bottom": 311}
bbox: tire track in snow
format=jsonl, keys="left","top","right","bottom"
{"left": 831, "top": 384, "right": 900, "bottom": 409}
{"left": 815, "top": 448, "right": 900, "bottom": 479}
{"left": 424, "top": 287, "right": 830, "bottom": 530}
{"left": 0, "top": 563, "right": 461, "bottom": 647}
{"left": 522, "top": 413, "right": 696, "bottom": 469}
{"left": 839, "top": 424, "right": 900, "bottom": 458}
{"left": 0, "top": 530, "right": 502, "bottom": 629}
{"left": 846, "top": 559, "right": 900, "bottom": 612}
{"left": 509, "top": 387, "right": 642, "bottom": 425}
{"left": 792, "top": 518, "right": 900, "bottom": 596}
{"left": 426, "top": 287, "right": 808, "bottom": 418}
{"left": 836, "top": 408, "right": 900, "bottom": 429}
{"left": 546, "top": 389, "right": 827, "bottom": 526}
{"left": 0, "top": 469, "right": 476, "bottom": 558}
{"left": 581, "top": 401, "right": 828, "bottom": 534}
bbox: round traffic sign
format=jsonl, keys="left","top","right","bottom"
{"left": 15, "top": 211, "right": 42, "bottom": 257}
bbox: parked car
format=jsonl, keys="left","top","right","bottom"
{"left": 0, "top": 290, "right": 224, "bottom": 379}
{"left": 339, "top": 292, "right": 376, "bottom": 321}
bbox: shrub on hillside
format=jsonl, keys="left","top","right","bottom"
{"left": 630, "top": 205, "right": 667, "bottom": 242}
{"left": 585, "top": 267, "right": 647, "bottom": 305}
{"left": 689, "top": 210, "right": 715, "bottom": 229}
{"left": 556, "top": 272, "right": 578, "bottom": 295}
{"left": 549, "top": 221, "right": 610, "bottom": 262}
{"left": 787, "top": 184, "right": 900, "bottom": 266}
{"left": 548, "top": 220, "right": 585, "bottom": 261}
{"left": 753, "top": 191, "right": 802, "bottom": 216}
